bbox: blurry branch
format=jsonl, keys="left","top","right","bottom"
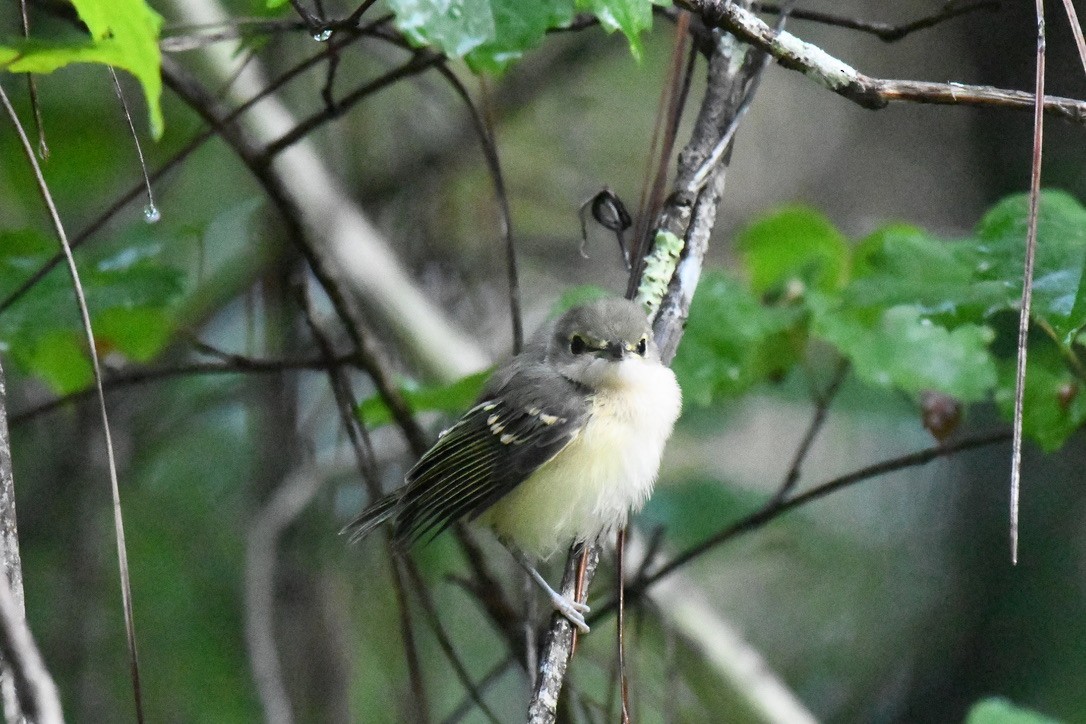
{"left": 431, "top": 66, "right": 522, "bottom": 352}
{"left": 10, "top": 353, "right": 357, "bottom": 426}
{"left": 163, "top": 0, "right": 488, "bottom": 382}
{"left": 682, "top": 0, "right": 1086, "bottom": 124}
{"left": 770, "top": 359, "right": 849, "bottom": 505}
{"left": 599, "top": 429, "right": 1013, "bottom": 620}
{"left": 0, "top": 80, "right": 145, "bottom": 722}
{"left": 625, "top": 534, "right": 816, "bottom": 724}
{"left": 245, "top": 463, "right": 325, "bottom": 724}
{"left": 17, "top": 0, "right": 47, "bottom": 158}
{"left": 160, "top": 57, "right": 430, "bottom": 453}
{"left": 751, "top": 0, "right": 999, "bottom": 42}
{"left": 0, "top": 575, "right": 62, "bottom": 724}
{"left": 297, "top": 288, "right": 429, "bottom": 723}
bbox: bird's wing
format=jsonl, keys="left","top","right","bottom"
{"left": 389, "top": 364, "right": 589, "bottom": 545}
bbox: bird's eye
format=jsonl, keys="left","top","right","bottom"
{"left": 636, "top": 336, "right": 647, "bottom": 356}
{"left": 570, "top": 335, "right": 587, "bottom": 354}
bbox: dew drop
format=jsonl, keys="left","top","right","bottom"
{"left": 143, "top": 203, "right": 161, "bottom": 224}
{"left": 312, "top": 28, "right": 332, "bottom": 41}
{"left": 448, "top": 4, "right": 462, "bottom": 19}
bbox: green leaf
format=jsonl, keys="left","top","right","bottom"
{"left": 973, "top": 190, "right": 1086, "bottom": 344}
{"left": 672, "top": 271, "right": 803, "bottom": 406}
{"left": 812, "top": 299, "right": 997, "bottom": 402}
{"left": 737, "top": 205, "right": 849, "bottom": 297}
{"left": 94, "top": 307, "right": 173, "bottom": 362}
{"left": 993, "top": 337, "right": 1086, "bottom": 452}
{"left": 1, "top": 0, "right": 165, "bottom": 137}
{"left": 965, "top": 697, "right": 1062, "bottom": 724}
{"left": 9, "top": 330, "right": 93, "bottom": 395}
{"left": 575, "top": 0, "right": 661, "bottom": 61}
{"left": 388, "top": 0, "right": 575, "bottom": 73}
{"left": 357, "top": 369, "right": 491, "bottom": 427}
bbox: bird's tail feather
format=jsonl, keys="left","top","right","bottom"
{"left": 341, "top": 493, "right": 399, "bottom": 544}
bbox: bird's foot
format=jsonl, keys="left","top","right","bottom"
{"left": 548, "top": 591, "right": 590, "bottom": 633}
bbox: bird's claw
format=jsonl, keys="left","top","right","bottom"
{"left": 550, "top": 592, "right": 591, "bottom": 633}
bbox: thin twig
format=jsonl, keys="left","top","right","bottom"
{"left": 108, "top": 68, "right": 159, "bottom": 223}
{"left": 0, "top": 80, "right": 145, "bottom": 723}
{"left": 433, "top": 66, "right": 523, "bottom": 353}
{"left": 1060, "top": 0, "right": 1086, "bottom": 75}
{"left": 261, "top": 51, "right": 444, "bottom": 159}
{"left": 616, "top": 528, "right": 630, "bottom": 724}
{"left": 681, "top": 0, "right": 1086, "bottom": 125}
{"left": 10, "top": 354, "right": 357, "bottom": 425}
{"left": 402, "top": 561, "right": 501, "bottom": 724}
{"left": 17, "top": 0, "right": 47, "bottom": 158}
{"left": 597, "top": 429, "right": 1012, "bottom": 620}
{"left": 1010, "top": 0, "right": 1047, "bottom": 565}
{"left": 769, "top": 358, "right": 849, "bottom": 505}
{"left": 296, "top": 285, "right": 431, "bottom": 722}
{"left": 751, "top": 0, "right": 1000, "bottom": 42}
{"left": 440, "top": 655, "right": 515, "bottom": 724}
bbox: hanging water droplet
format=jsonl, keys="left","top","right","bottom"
{"left": 143, "top": 203, "right": 161, "bottom": 224}
{"left": 448, "top": 4, "right": 462, "bottom": 19}
{"left": 312, "top": 28, "right": 332, "bottom": 41}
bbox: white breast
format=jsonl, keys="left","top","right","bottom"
{"left": 483, "top": 358, "right": 682, "bottom": 559}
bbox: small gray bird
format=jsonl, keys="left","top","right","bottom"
{"left": 346, "top": 297, "right": 682, "bottom": 632}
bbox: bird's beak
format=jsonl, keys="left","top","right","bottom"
{"left": 604, "top": 342, "right": 624, "bottom": 360}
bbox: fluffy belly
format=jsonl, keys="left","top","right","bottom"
{"left": 481, "top": 361, "right": 680, "bottom": 559}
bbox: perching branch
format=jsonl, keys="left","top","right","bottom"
{"left": 529, "top": 14, "right": 766, "bottom": 718}
{"left": 751, "top": 0, "right": 999, "bottom": 42}
{"left": 682, "top": 0, "right": 1086, "bottom": 124}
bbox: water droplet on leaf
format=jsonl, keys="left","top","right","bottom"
{"left": 312, "top": 28, "right": 332, "bottom": 41}
{"left": 143, "top": 203, "right": 161, "bottom": 224}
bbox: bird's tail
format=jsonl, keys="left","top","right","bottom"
{"left": 341, "top": 493, "right": 399, "bottom": 544}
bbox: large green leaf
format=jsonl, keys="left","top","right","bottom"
{"left": 738, "top": 205, "right": 850, "bottom": 298}
{"left": 811, "top": 298, "right": 997, "bottom": 402}
{"left": 0, "top": 0, "right": 165, "bottom": 137}
{"left": 672, "top": 271, "right": 803, "bottom": 406}
{"left": 0, "top": 227, "right": 183, "bottom": 392}
{"left": 385, "top": 0, "right": 659, "bottom": 72}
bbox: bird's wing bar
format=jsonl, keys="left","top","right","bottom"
{"left": 391, "top": 370, "right": 587, "bottom": 545}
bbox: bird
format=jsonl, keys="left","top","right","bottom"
{"left": 344, "top": 297, "right": 682, "bottom": 632}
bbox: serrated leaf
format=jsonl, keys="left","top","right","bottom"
{"left": 1, "top": 0, "right": 165, "bottom": 137}
{"left": 965, "top": 698, "right": 1062, "bottom": 724}
{"left": 812, "top": 299, "right": 996, "bottom": 402}
{"left": 738, "top": 205, "right": 849, "bottom": 297}
{"left": 993, "top": 337, "right": 1086, "bottom": 452}
{"left": 357, "top": 369, "right": 491, "bottom": 427}
{"left": 672, "top": 271, "right": 803, "bottom": 406}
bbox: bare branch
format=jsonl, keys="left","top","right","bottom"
{"left": 751, "top": 1, "right": 1000, "bottom": 42}
{"left": 682, "top": 0, "right": 1086, "bottom": 124}
{"left": 0, "top": 574, "right": 62, "bottom": 724}
{"left": 602, "top": 429, "right": 1012, "bottom": 619}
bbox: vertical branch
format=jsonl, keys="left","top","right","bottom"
{"left": 0, "top": 358, "right": 27, "bottom": 724}
{"left": 0, "top": 80, "right": 145, "bottom": 722}
{"left": 16, "top": 0, "right": 47, "bottom": 158}
{"left": 1010, "top": 0, "right": 1047, "bottom": 564}
{"left": 529, "top": 6, "right": 766, "bottom": 717}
